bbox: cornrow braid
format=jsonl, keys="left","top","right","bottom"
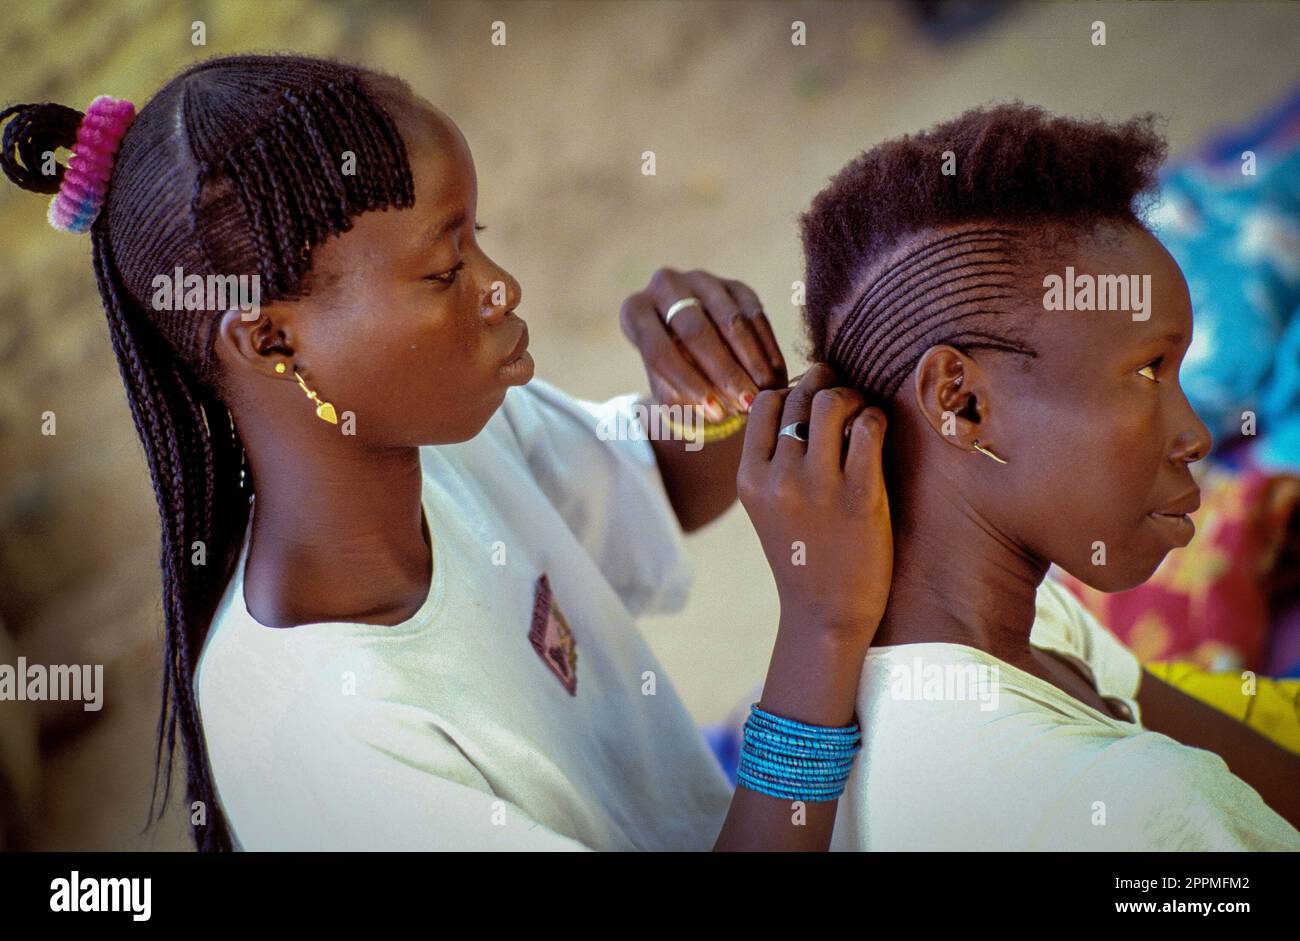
{"left": 827, "top": 226, "right": 1036, "bottom": 399}
{"left": 219, "top": 76, "right": 414, "bottom": 300}
{"left": 2, "top": 54, "right": 419, "bottom": 851}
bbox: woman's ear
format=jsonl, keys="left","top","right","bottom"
{"left": 213, "top": 305, "right": 295, "bottom": 380}
{"left": 911, "top": 344, "right": 990, "bottom": 451}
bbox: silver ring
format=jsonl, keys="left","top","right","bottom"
{"left": 663, "top": 296, "right": 702, "bottom": 326}
{"left": 778, "top": 421, "right": 808, "bottom": 442}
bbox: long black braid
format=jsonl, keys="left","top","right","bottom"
{"left": 1, "top": 54, "right": 416, "bottom": 851}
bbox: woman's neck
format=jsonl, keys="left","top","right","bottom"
{"left": 871, "top": 460, "right": 1134, "bottom": 719}
{"left": 239, "top": 434, "right": 432, "bottom": 628}
{"left": 872, "top": 485, "right": 1047, "bottom": 657}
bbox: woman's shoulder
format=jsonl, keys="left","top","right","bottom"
{"left": 862, "top": 642, "right": 1056, "bottom": 718}
{"left": 858, "top": 641, "right": 1143, "bottom": 768}
{"left": 1033, "top": 575, "right": 1144, "bottom": 704}
{"left": 1031, "top": 575, "right": 1097, "bottom": 648}
{"left": 195, "top": 562, "right": 444, "bottom": 737}
{"left": 1060, "top": 731, "right": 1300, "bottom": 849}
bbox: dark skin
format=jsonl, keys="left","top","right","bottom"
{"left": 213, "top": 88, "right": 888, "bottom": 849}
{"left": 214, "top": 94, "right": 776, "bottom": 626}
{"left": 716, "top": 365, "right": 892, "bottom": 850}
{"left": 622, "top": 266, "right": 789, "bottom": 532}
{"left": 830, "top": 221, "right": 1300, "bottom": 829}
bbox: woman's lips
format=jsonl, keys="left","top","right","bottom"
{"left": 498, "top": 323, "right": 533, "bottom": 385}
{"left": 501, "top": 322, "right": 529, "bottom": 363}
{"left": 1146, "top": 487, "right": 1199, "bottom": 547}
{"left": 1147, "top": 510, "right": 1195, "bottom": 547}
{"left": 1153, "top": 489, "right": 1201, "bottom": 517}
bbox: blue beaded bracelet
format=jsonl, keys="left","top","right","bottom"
{"left": 735, "top": 770, "right": 846, "bottom": 802}
{"left": 744, "top": 727, "right": 859, "bottom": 757}
{"left": 748, "top": 707, "right": 860, "bottom": 736}
{"left": 740, "top": 750, "right": 857, "bottom": 775}
{"left": 737, "top": 704, "right": 862, "bottom": 802}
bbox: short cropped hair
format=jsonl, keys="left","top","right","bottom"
{"left": 799, "top": 104, "right": 1166, "bottom": 399}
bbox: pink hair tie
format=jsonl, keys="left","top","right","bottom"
{"left": 47, "top": 95, "right": 135, "bottom": 234}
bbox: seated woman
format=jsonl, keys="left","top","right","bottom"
{"left": 795, "top": 104, "right": 1300, "bottom": 850}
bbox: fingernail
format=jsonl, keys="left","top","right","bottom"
{"left": 703, "top": 396, "right": 724, "bottom": 421}
{"left": 739, "top": 392, "right": 754, "bottom": 412}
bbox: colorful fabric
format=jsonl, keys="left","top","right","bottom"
{"left": 1148, "top": 83, "right": 1300, "bottom": 471}
{"left": 1146, "top": 661, "right": 1300, "bottom": 755}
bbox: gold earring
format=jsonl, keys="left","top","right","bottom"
{"left": 972, "top": 440, "right": 1007, "bottom": 464}
{"left": 274, "top": 362, "right": 286, "bottom": 374}
{"left": 292, "top": 368, "right": 338, "bottom": 424}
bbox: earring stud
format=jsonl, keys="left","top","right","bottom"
{"left": 972, "top": 440, "right": 1007, "bottom": 464}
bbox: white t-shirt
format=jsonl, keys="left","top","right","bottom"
{"left": 831, "top": 577, "right": 1300, "bottom": 851}
{"left": 196, "top": 379, "right": 733, "bottom": 851}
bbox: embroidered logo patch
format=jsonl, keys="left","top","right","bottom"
{"left": 529, "top": 574, "right": 577, "bottom": 695}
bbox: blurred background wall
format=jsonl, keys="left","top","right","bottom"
{"left": 1, "top": 0, "right": 1297, "bottom": 849}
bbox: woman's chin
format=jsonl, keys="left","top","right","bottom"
{"left": 1064, "top": 554, "right": 1165, "bottom": 594}
{"left": 416, "top": 396, "right": 507, "bottom": 446}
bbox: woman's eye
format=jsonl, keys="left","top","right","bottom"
{"left": 426, "top": 260, "right": 465, "bottom": 285}
{"left": 1137, "top": 359, "right": 1161, "bottom": 382}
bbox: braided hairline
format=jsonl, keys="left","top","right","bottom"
{"left": 831, "top": 227, "right": 1020, "bottom": 347}
{"left": 857, "top": 278, "right": 1020, "bottom": 383}
{"left": 842, "top": 257, "right": 1019, "bottom": 381}
{"left": 187, "top": 75, "right": 416, "bottom": 380}
{"left": 831, "top": 240, "right": 1017, "bottom": 382}
{"left": 827, "top": 224, "right": 1039, "bottom": 399}
{"left": 828, "top": 226, "right": 1019, "bottom": 366}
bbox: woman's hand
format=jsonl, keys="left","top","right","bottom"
{"left": 620, "top": 267, "right": 788, "bottom": 533}
{"left": 714, "top": 365, "right": 891, "bottom": 850}
{"left": 737, "top": 364, "right": 892, "bottom": 647}
{"left": 619, "top": 267, "right": 787, "bottom": 418}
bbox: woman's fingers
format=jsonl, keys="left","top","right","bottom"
{"left": 844, "top": 406, "right": 888, "bottom": 491}
{"left": 650, "top": 270, "right": 756, "bottom": 416}
{"left": 678, "top": 270, "right": 778, "bottom": 395}
{"left": 739, "top": 387, "right": 791, "bottom": 470}
{"left": 725, "top": 278, "right": 788, "bottom": 388}
{"left": 773, "top": 364, "right": 837, "bottom": 465}
{"left": 621, "top": 268, "right": 787, "bottom": 419}
{"left": 807, "top": 387, "right": 866, "bottom": 473}
{"left": 620, "top": 291, "right": 720, "bottom": 410}
{"left": 736, "top": 371, "right": 894, "bottom": 652}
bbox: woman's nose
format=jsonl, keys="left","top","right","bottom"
{"left": 1170, "top": 389, "right": 1213, "bottom": 465}
{"left": 480, "top": 269, "right": 521, "bottom": 325}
